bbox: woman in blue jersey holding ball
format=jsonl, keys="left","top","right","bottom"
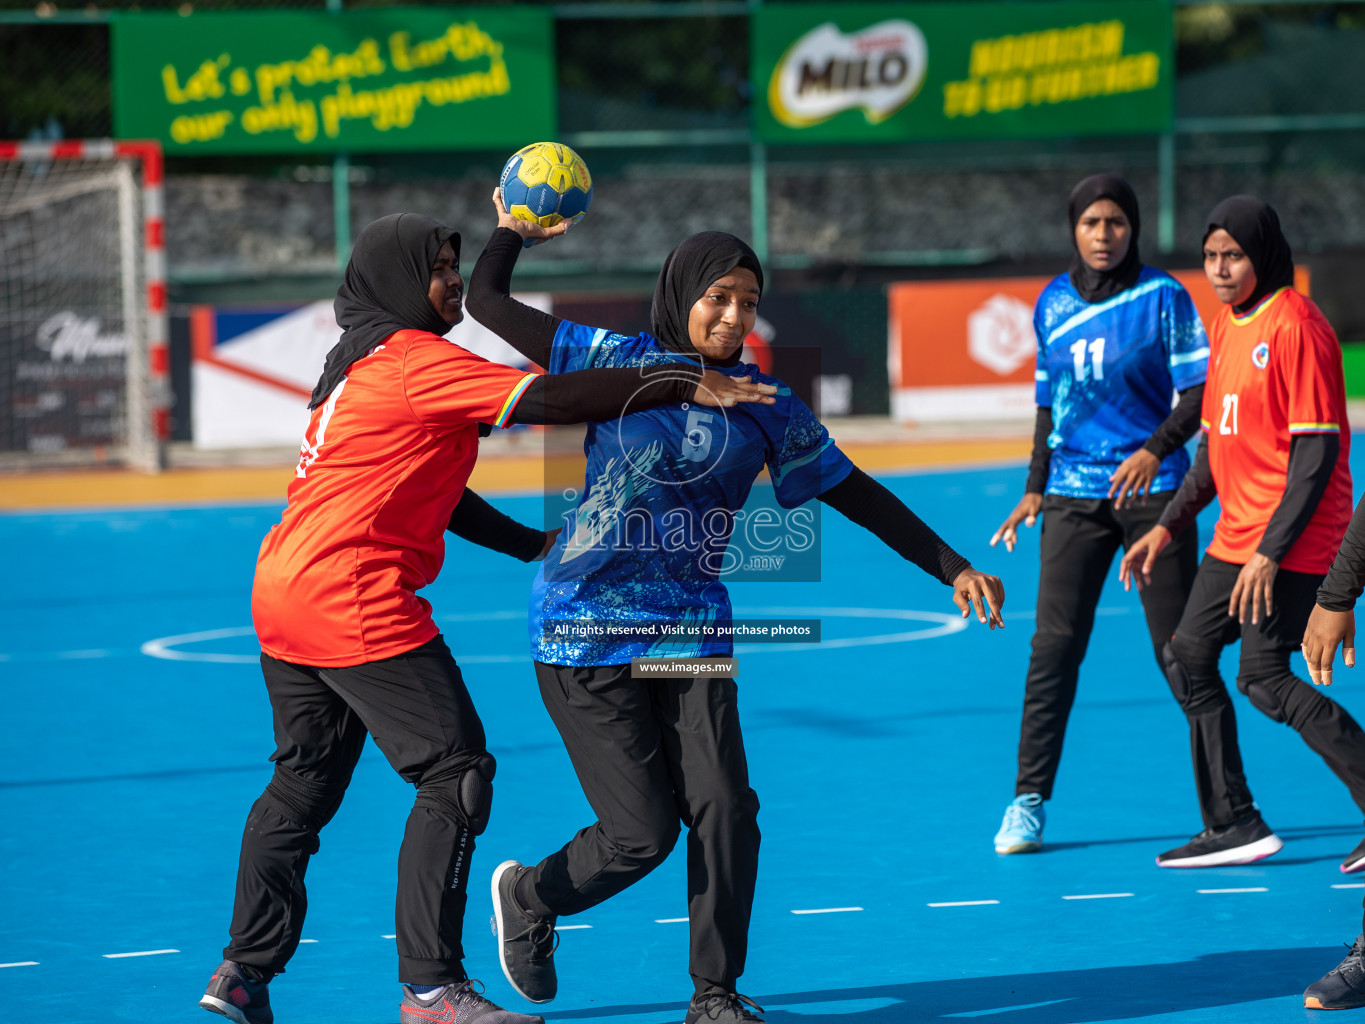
{"left": 468, "top": 191, "right": 1005, "bottom": 1024}
{"left": 989, "top": 174, "right": 1209, "bottom": 855}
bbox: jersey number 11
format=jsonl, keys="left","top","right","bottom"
{"left": 1070, "top": 337, "right": 1106, "bottom": 382}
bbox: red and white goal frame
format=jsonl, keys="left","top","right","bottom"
{"left": 0, "top": 139, "right": 168, "bottom": 471}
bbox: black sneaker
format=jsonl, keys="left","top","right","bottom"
{"left": 683, "top": 991, "right": 765, "bottom": 1024}
{"left": 199, "top": 960, "right": 273, "bottom": 1024}
{"left": 1155, "top": 811, "right": 1283, "bottom": 868}
{"left": 1342, "top": 835, "right": 1365, "bottom": 874}
{"left": 1305, "top": 936, "right": 1365, "bottom": 1009}
{"left": 491, "top": 860, "right": 558, "bottom": 1003}
{"left": 400, "top": 979, "right": 545, "bottom": 1024}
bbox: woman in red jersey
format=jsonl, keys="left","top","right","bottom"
{"left": 199, "top": 212, "right": 775, "bottom": 1024}
{"left": 1121, "top": 196, "right": 1365, "bottom": 871}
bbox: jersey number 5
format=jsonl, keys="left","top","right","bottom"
{"left": 681, "top": 408, "right": 714, "bottom": 462}
{"left": 1219, "top": 392, "right": 1239, "bottom": 436}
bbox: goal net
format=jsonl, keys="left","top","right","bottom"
{"left": 0, "top": 140, "right": 167, "bottom": 472}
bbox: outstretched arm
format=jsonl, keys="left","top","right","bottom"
{"left": 507, "top": 365, "right": 776, "bottom": 426}
{"left": 820, "top": 466, "right": 1004, "bottom": 627}
{"left": 447, "top": 489, "right": 553, "bottom": 562}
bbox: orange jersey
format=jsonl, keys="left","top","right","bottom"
{"left": 252, "top": 329, "right": 539, "bottom": 667}
{"left": 1201, "top": 288, "right": 1352, "bottom": 574}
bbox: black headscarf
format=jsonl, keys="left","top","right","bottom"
{"left": 1067, "top": 173, "right": 1143, "bottom": 304}
{"left": 309, "top": 213, "right": 459, "bottom": 408}
{"left": 1203, "top": 195, "right": 1295, "bottom": 315}
{"left": 650, "top": 231, "right": 764, "bottom": 367}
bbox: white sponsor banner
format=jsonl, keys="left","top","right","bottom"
{"left": 192, "top": 295, "right": 551, "bottom": 449}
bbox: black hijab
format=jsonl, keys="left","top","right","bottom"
{"left": 1067, "top": 173, "right": 1143, "bottom": 303}
{"left": 650, "top": 231, "right": 764, "bottom": 367}
{"left": 309, "top": 213, "right": 459, "bottom": 408}
{"left": 1203, "top": 195, "right": 1295, "bottom": 315}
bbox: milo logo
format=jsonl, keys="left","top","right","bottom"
{"left": 768, "top": 20, "right": 927, "bottom": 128}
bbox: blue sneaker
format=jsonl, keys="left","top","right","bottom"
{"left": 994, "top": 793, "right": 1045, "bottom": 854}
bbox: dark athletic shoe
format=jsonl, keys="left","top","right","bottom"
{"left": 400, "top": 980, "right": 545, "bottom": 1024}
{"left": 1341, "top": 835, "right": 1365, "bottom": 874}
{"left": 1305, "top": 936, "right": 1365, "bottom": 1009}
{"left": 1155, "top": 811, "right": 1283, "bottom": 868}
{"left": 199, "top": 960, "right": 273, "bottom": 1024}
{"left": 683, "top": 991, "right": 766, "bottom": 1024}
{"left": 491, "top": 859, "right": 558, "bottom": 1003}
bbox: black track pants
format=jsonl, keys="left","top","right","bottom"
{"left": 1015, "top": 493, "right": 1199, "bottom": 799}
{"left": 523, "top": 662, "right": 760, "bottom": 997}
{"left": 225, "top": 635, "right": 490, "bottom": 985}
{"left": 1167, "top": 555, "right": 1365, "bottom": 829}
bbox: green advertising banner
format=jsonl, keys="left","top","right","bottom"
{"left": 752, "top": 2, "right": 1172, "bottom": 143}
{"left": 111, "top": 8, "right": 554, "bottom": 154}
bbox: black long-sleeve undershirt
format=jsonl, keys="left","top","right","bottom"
{"left": 466, "top": 227, "right": 559, "bottom": 367}
{"left": 1023, "top": 385, "right": 1203, "bottom": 496}
{"left": 1144, "top": 384, "right": 1205, "bottom": 461}
{"left": 1260, "top": 432, "right": 1340, "bottom": 562}
{"left": 1157, "top": 435, "right": 1216, "bottom": 537}
{"left": 446, "top": 488, "right": 546, "bottom": 562}
{"left": 1025, "top": 406, "right": 1054, "bottom": 495}
{"left": 1159, "top": 433, "right": 1340, "bottom": 561}
{"left": 508, "top": 366, "right": 700, "bottom": 425}
{"left": 819, "top": 466, "right": 971, "bottom": 586}
{"left": 1319, "top": 496, "right": 1365, "bottom": 611}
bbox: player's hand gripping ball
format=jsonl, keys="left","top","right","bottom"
{"left": 498, "top": 142, "right": 593, "bottom": 247}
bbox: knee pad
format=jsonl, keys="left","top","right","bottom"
{"left": 1163, "top": 637, "right": 1224, "bottom": 715}
{"left": 415, "top": 751, "right": 496, "bottom": 835}
{"left": 262, "top": 764, "right": 349, "bottom": 833}
{"left": 1162, "top": 640, "right": 1192, "bottom": 706}
{"left": 1236, "top": 668, "right": 1289, "bottom": 724}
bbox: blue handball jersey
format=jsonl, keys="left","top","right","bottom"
{"left": 531, "top": 321, "right": 854, "bottom": 666}
{"left": 1034, "top": 266, "right": 1209, "bottom": 498}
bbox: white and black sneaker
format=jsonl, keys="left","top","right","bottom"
{"left": 1155, "top": 811, "right": 1283, "bottom": 868}
{"left": 1305, "top": 936, "right": 1365, "bottom": 1010}
{"left": 491, "top": 860, "right": 558, "bottom": 1003}
{"left": 1341, "top": 835, "right": 1365, "bottom": 874}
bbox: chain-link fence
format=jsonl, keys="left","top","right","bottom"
{"left": 4, "top": 3, "right": 1365, "bottom": 283}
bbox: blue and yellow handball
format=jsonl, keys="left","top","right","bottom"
{"left": 499, "top": 142, "right": 593, "bottom": 239}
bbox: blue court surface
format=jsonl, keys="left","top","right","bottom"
{"left": 5, "top": 455, "right": 1365, "bottom": 1024}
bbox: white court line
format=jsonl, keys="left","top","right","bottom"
{"left": 555, "top": 924, "right": 592, "bottom": 930}
{"left": 0, "top": 962, "right": 38, "bottom": 968}
{"left": 655, "top": 917, "right": 689, "bottom": 924}
{"left": 791, "top": 907, "right": 863, "bottom": 915}
{"left": 382, "top": 934, "right": 396, "bottom": 939}
{"left": 1197, "top": 887, "right": 1268, "bottom": 894}
{"left": 298, "top": 939, "right": 317, "bottom": 944}
{"left": 1334, "top": 883, "right": 1365, "bottom": 889}
{"left": 928, "top": 900, "right": 999, "bottom": 908}
{"left": 1062, "top": 893, "right": 1134, "bottom": 900}
{"left": 102, "top": 949, "right": 179, "bottom": 958}
{"left": 944, "top": 998, "right": 1073, "bottom": 1017}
